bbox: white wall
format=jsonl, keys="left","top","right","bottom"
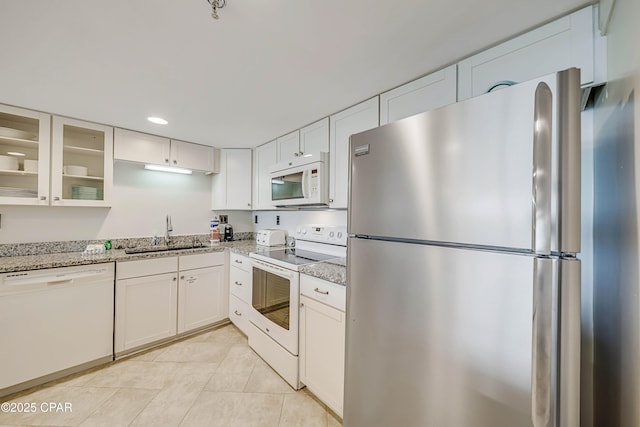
{"left": 0, "top": 162, "right": 213, "bottom": 243}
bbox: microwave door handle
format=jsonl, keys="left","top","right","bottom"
{"left": 301, "top": 169, "right": 309, "bottom": 198}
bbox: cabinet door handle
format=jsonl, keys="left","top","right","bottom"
{"left": 314, "top": 287, "right": 329, "bottom": 295}
{"left": 234, "top": 281, "right": 242, "bottom": 286}
{"left": 40, "top": 196, "right": 47, "bottom": 201}
{"left": 329, "top": 198, "right": 334, "bottom": 203}
{"left": 234, "top": 310, "right": 242, "bottom": 316}
{"left": 235, "top": 259, "right": 243, "bottom": 264}
{"left": 165, "top": 158, "right": 169, "bottom": 163}
{"left": 172, "top": 277, "right": 177, "bottom": 281}
{"left": 53, "top": 196, "right": 60, "bottom": 201}
{"left": 294, "top": 152, "right": 299, "bottom": 157}
{"left": 181, "top": 275, "right": 185, "bottom": 280}
{"left": 173, "top": 160, "right": 177, "bottom": 164}
{"left": 298, "top": 151, "right": 303, "bottom": 156}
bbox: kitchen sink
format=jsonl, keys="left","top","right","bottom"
{"left": 124, "top": 243, "right": 205, "bottom": 254}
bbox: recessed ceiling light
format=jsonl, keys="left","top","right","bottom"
{"left": 147, "top": 117, "right": 168, "bottom": 125}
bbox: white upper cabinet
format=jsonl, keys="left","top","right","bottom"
{"left": 457, "top": 5, "right": 604, "bottom": 100}
{"left": 277, "top": 118, "right": 330, "bottom": 162}
{"left": 212, "top": 148, "right": 252, "bottom": 210}
{"left": 253, "top": 140, "right": 277, "bottom": 210}
{"left": 299, "top": 118, "right": 329, "bottom": 155}
{"left": 0, "top": 104, "right": 51, "bottom": 206}
{"left": 114, "top": 128, "right": 169, "bottom": 165}
{"left": 169, "top": 140, "right": 217, "bottom": 172}
{"left": 51, "top": 116, "right": 113, "bottom": 207}
{"left": 114, "top": 128, "right": 217, "bottom": 173}
{"left": 276, "top": 130, "right": 300, "bottom": 162}
{"left": 380, "top": 65, "right": 458, "bottom": 125}
{"left": 329, "top": 97, "right": 379, "bottom": 209}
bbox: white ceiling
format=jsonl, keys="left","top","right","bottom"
{"left": 0, "top": 0, "right": 593, "bottom": 148}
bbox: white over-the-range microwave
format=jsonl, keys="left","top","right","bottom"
{"left": 269, "top": 152, "right": 329, "bottom": 207}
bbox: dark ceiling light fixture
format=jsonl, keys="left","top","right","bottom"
{"left": 207, "top": 0, "right": 226, "bottom": 20}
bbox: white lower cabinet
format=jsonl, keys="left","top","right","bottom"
{"left": 115, "top": 257, "right": 179, "bottom": 354}
{"left": 115, "top": 252, "right": 227, "bottom": 355}
{"left": 299, "top": 274, "right": 346, "bottom": 417}
{"left": 228, "top": 252, "right": 252, "bottom": 335}
{"left": 178, "top": 252, "right": 227, "bottom": 333}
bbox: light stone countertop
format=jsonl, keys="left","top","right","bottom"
{"left": 0, "top": 240, "right": 258, "bottom": 274}
{"left": 299, "top": 257, "right": 347, "bottom": 286}
{"left": 0, "top": 240, "right": 347, "bottom": 286}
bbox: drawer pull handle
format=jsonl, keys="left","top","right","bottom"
{"left": 234, "top": 310, "right": 242, "bottom": 316}
{"left": 235, "top": 259, "right": 243, "bottom": 264}
{"left": 234, "top": 281, "right": 242, "bottom": 286}
{"left": 314, "top": 288, "right": 329, "bottom": 295}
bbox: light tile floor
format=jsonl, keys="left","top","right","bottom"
{"left": 0, "top": 324, "right": 343, "bottom": 427}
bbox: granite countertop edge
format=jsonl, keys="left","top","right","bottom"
{"left": 1, "top": 241, "right": 348, "bottom": 286}
{"left": 0, "top": 241, "right": 259, "bottom": 274}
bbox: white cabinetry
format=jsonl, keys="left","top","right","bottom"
{"left": 51, "top": 116, "right": 113, "bottom": 207}
{"left": 329, "top": 98, "right": 379, "bottom": 209}
{"left": 178, "top": 252, "right": 227, "bottom": 333}
{"left": 299, "top": 274, "right": 346, "bottom": 417}
{"left": 212, "top": 149, "right": 252, "bottom": 210}
{"left": 253, "top": 140, "right": 277, "bottom": 210}
{"left": 380, "top": 65, "right": 457, "bottom": 125}
{"left": 114, "top": 128, "right": 217, "bottom": 172}
{"left": 276, "top": 130, "right": 301, "bottom": 162}
{"left": 0, "top": 104, "right": 51, "bottom": 205}
{"left": 277, "top": 118, "right": 330, "bottom": 162}
{"left": 115, "top": 257, "right": 179, "bottom": 354}
{"left": 457, "top": 6, "right": 604, "bottom": 100}
{"left": 228, "top": 252, "right": 252, "bottom": 335}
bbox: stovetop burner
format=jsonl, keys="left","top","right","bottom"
{"left": 251, "top": 247, "right": 338, "bottom": 268}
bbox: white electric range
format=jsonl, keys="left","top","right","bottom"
{"left": 247, "top": 225, "right": 347, "bottom": 389}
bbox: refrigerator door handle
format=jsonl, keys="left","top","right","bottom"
{"left": 531, "top": 257, "right": 558, "bottom": 427}
{"left": 532, "top": 82, "right": 553, "bottom": 256}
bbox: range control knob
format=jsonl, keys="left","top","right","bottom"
{"left": 329, "top": 231, "right": 335, "bottom": 238}
{"left": 302, "top": 228, "right": 307, "bottom": 234}
{"left": 337, "top": 232, "right": 343, "bottom": 239}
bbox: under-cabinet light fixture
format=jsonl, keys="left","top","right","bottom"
{"left": 7, "top": 151, "right": 25, "bottom": 156}
{"left": 147, "top": 117, "right": 168, "bottom": 125}
{"left": 144, "top": 164, "right": 192, "bottom": 175}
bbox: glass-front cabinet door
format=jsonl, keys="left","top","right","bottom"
{"left": 51, "top": 116, "right": 113, "bottom": 207}
{"left": 0, "top": 104, "right": 51, "bottom": 205}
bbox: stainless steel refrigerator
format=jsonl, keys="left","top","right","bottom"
{"left": 345, "top": 68, "right": 581, "bottom": 427}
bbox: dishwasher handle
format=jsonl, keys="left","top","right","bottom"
{"left": 4, "top": 267, "right": 111, "bottom": 287}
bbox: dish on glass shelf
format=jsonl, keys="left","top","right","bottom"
{"left": 0, "top": 126, "right": 37, "bottom": 141}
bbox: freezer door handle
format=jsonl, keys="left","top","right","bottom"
{"left": 532, "top": 82, "right": 553, "bottom": 256}
{"left": 531, "top": 258, "right": 557, "bottom": 427}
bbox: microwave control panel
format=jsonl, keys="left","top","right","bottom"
{"left": 310, "top": 169, "right": 318, "bottom": 197}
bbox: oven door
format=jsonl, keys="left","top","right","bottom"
{"left": 249, "top": 259, "right": 300, "bottom": 355}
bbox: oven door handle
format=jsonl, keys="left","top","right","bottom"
{"left": 250, "top": 259, "right": 297, "bottom": 279}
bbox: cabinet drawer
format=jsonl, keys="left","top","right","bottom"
{"left": 300, "top": 274, "right": 346, "bottom": 312}
{"left": 230, "top": 265, "right": 252, "bottom": 303}
{"left": 117, "top": 256, "right": 178, "bottom": 279}
{"left": 179, "top": 251, "right": 225, "bottom": 270}
{"left": 229, "top": 294, "right": 251, "bottom": 336}
{"left": 230, "top": 253, "right": 251, "bottom": 272}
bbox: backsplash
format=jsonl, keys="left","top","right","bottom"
{"left": 0, "top": 232, "right": 255, "bottom": 257}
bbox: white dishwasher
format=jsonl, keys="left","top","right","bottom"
{"left": 0, "top": 263, "right": 115, "bottom": 396}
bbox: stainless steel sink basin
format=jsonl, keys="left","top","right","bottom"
{"left": 124, "top": 243, "right": 204, "bottom": 254}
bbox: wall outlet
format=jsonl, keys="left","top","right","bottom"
{"left": 219, "top": 214, "right": 228, "bottom": 224}
{"left": 276, "top": 215, "right": 280, "bottom": 225}
{"left": 254, "top": 215, "right": 258, "bottom": 224}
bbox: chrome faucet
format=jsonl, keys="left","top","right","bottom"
{"left": 165, "top": 214, "right": 173, "bottom": 245}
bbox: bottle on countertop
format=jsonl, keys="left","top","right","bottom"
{"left": 210, "top": 217, "right": 220, "bottom": 245}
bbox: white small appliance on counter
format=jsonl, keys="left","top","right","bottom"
{"left": 255, "top": 229, "right": 287, "bottom": 247}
